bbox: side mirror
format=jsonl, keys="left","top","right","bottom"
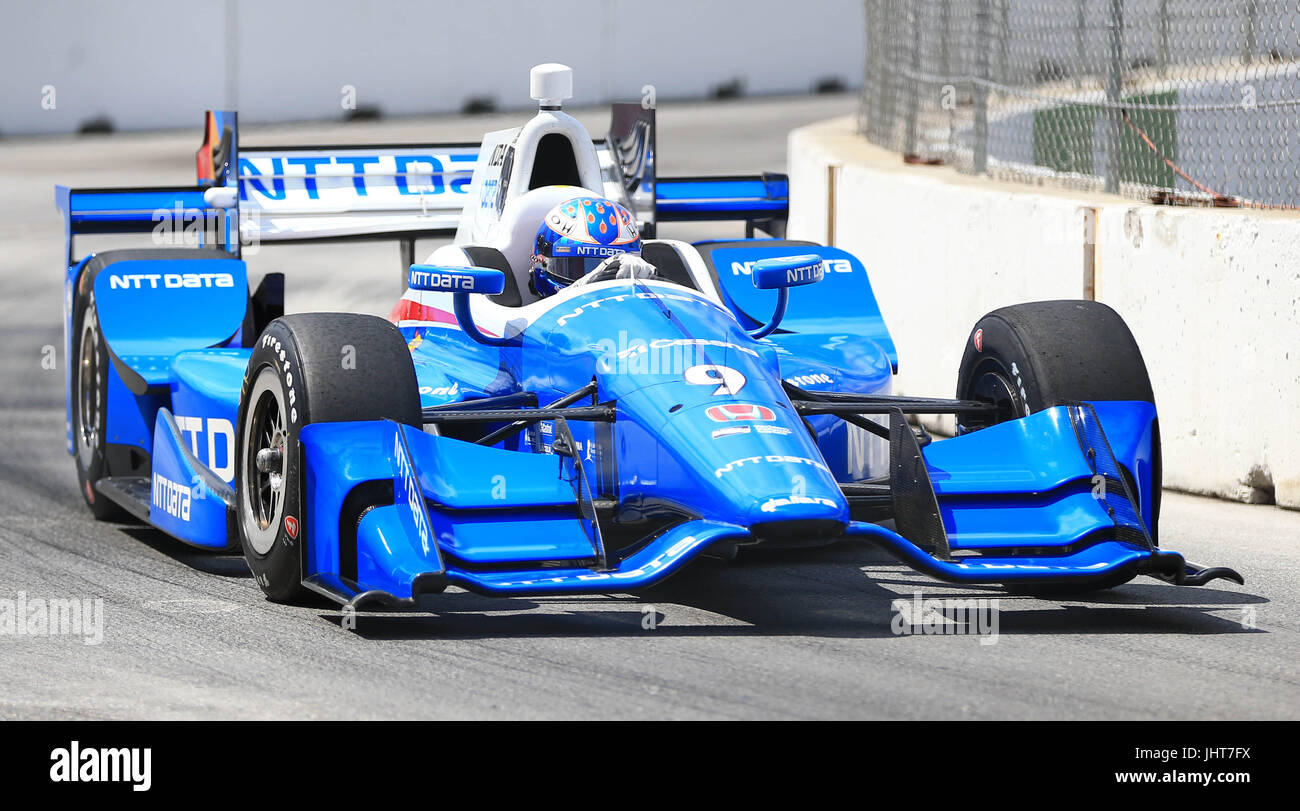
{"left": 407, "top": 264, "right": 513, "bottom": 346}
{"left": 748, "top": 255, "right": 824, "bottom": 338}
{"left": 751, "top": 254, "right": 825, "bottom": 290}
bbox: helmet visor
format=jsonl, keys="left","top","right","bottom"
{"left": 545, "top": 255, "right": 617, "bottom": 284}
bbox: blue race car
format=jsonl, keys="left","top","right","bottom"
{"left": 56, "top": 65, "right": 1240, "bottom": 607}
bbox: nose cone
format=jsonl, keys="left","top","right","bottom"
{"left": 693, "top": 402, "right": 850, "bottom": 537}
{"left": 615, "top": 390, "right": 850, "bottom": 540}
{"left": 539, "top": 280, "right": 850, "bottom": 541}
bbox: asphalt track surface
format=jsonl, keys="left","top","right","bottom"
{"left": 0, "top": 95, "right": 1296, "bottom": 720}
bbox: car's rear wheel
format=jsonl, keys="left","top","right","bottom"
{"left": 955, "top": 300, "right": 1160, "bottom": 592}
{"left": 236, "top": 313, "right": 421, "bottom": 603}
{"left": 70, "top": 291, "right": 129, "bottom": 521}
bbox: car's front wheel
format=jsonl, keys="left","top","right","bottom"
{"left": 235, "top": 313, "right": 421, "bottom": 603}
{"left": 955, "top": 300, "right": 1156, "bottom": 430}
{"left": 955, "top": 300, "right": 1161, "bottom": 593}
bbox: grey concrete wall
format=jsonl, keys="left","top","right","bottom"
{"left": 0, "top": 0, "right": 864, "bottom": 134}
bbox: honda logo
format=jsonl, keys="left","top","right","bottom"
{"left": 706, "top": 404, "right": 776, "bottom": 422}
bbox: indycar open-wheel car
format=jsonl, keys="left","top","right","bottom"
{"left": 54, "top": 64, "right": 1240, "bottom": 613}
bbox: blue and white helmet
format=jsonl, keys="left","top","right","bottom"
{"left": 529, "top": 196, "right": 641, "bottom": 297}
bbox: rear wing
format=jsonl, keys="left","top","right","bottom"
{"left": 236, "top": 141, "right": 478, "bottom": 242}
{"left": 56, "top": 106, "right": 789, "bottom": 267}
{"left": 654, "top": 173, "right": 789, "bottom": 238}
{"left": 56, "top": 111, "right": 478, "bottom": 266}
{"left": 55, "top": 185, "right": 234, "bottom": 266}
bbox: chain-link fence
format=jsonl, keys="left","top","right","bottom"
{"left": 861, "top": 1, "right": 1300, "bottom": 208}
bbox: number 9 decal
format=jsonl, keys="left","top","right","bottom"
{"left": 685, "top": 364, "right": 746, "bottom": 396}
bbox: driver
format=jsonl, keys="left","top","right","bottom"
{"left": 529, "top": 196, "right": 643, "bottom": 298}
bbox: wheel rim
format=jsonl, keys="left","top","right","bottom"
{"left": 962, "top": 362, "right": 1025, "bottom": 432}
{"left": 77, "top": 305, "right": 101, "bottom": 468}
{"left": 242, "top": 367, "right": 288, "bottom": 555}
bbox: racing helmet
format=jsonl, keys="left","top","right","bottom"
{"left": 529, "top": 196, "right": 641, "bottom": 298}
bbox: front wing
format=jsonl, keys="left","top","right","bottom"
{"left": 293, "top": 400, "right": 1241, "bottom": 608}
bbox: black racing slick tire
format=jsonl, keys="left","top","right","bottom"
{"left": 70, "top": 289, "right": 129, "bottom": 521}
{"left": 235, "top": 313, "right": 421, "bottom": 603}
{"left": 956, "top": 300, "right": 1155, "bottom": 426}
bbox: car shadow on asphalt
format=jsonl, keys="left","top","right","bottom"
{"left": 118, "top": 525, "right": 254, "bottom": 580}
{"left": 323, "top": 541, "right": 1268, "bottom": 641}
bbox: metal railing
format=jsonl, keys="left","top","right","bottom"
{"left": 861, "top": 0, "right": 1300, "bottom": 208}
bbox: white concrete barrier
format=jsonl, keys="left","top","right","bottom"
{"left": 790, "top": 116, "right": 1300, "bottom": 509}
